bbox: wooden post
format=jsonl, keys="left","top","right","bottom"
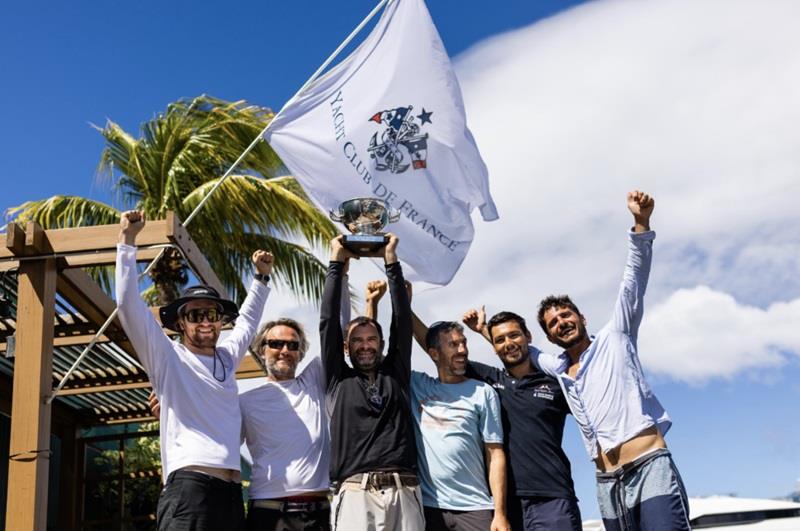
{"left": 5, "top": 255, "right": 57, "bottom": 531}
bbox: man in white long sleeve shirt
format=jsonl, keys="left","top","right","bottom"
{"left": 239, "top": 318, "right": 331, "bottom": 531}
{"left": 531, "top": 191, "right": 690, "bottom": 531}
{"left": 115, "top": 210, "right": 272, "bottom": 531}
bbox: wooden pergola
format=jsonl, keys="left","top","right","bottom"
{"left": 0, "top": 212, "right": 266, "bottom": 531}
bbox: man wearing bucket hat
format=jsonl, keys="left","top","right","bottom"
{"left": 115, "top": 210, "right": 273, "bottom": 531}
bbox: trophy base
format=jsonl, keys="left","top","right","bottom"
{"left": 342, "top": 234, "right": 388, "bottom": 255}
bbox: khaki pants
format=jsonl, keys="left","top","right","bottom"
{"left": 331, "top": 476, "right": 425, "bottom": 531}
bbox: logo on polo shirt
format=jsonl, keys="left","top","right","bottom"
{"left": 533, "top": 383, "right": 555, "bottom": 401}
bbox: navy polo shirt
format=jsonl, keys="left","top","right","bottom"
{"left": 466, "top": 360, "right": 576, "bottom": 500}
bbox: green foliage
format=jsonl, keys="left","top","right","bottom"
{"left": 6, "top": 95, "right": 336, "bottom": 304}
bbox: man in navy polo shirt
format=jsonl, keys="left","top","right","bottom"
{"left": 461, "top": 309, "right": 582, "bottom": 531}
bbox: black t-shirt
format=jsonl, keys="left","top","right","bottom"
{"left": 466, "top": 360, "right": 576, "bottom": 500}
{"left": 320, "top": 261, "right": 417, "bottom": 482}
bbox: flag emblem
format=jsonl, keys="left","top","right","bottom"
{"left": 368, "top": 105, "right": 432, "bottom": 173}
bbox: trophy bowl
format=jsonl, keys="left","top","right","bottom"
{"left": 330, "top": 198, "right": 401, "bottom": 254}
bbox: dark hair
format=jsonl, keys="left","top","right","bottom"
{"left": 347, "top": 316, "right": 384, "bottom": 343}
{"left": 425, "top": 321, "right": 464, "bottom": 350}
{"left": 536, "top": 295, "right": 582, "bottom": 333}
{"left": 252, "top": 317, "right": 310, "bottom": 356}
{"left": 486, "top": 311, "right": 530, "bottom": 340}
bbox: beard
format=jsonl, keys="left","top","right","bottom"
{"left": 184, "top": 328, "right": 219, "bottom": 350}
{"left": 266, "top": 357, "right": 297, "bottom": 379}
{"left": 352, "top": 348, "right": 382, "bottom": 372}
{"left": 500, "top": 351, "right": 528, "bottom": 370}
{"left": 551, "top": 324, "right": 588, "bottom": 349}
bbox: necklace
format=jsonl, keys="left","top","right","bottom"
{"left": 365, "top": 380, "right": 383, "bottom": 407}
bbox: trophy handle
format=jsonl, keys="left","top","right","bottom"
{"left": 387, "top": 208, "right": 401, "bottom": 223}
{"left": 329, "top": 208, "right": 344, "bottom": 222}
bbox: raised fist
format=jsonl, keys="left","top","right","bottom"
{"left": 462, "top": 305, "right": 487, "bottom": 334}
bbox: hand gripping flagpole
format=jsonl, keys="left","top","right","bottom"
{"left": 47, "top": 0, "right": 392, "bottom": 404}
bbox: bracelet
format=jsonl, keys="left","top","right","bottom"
{"left": 254, "top": 273, "right": 270, "bottom": 284}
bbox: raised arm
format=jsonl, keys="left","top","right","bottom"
{"left": 220, "top": 250, "right": 272, "bottom": 367}
{"left": 320, "top": 236, "right": 354, "bottom": 388}
{"left": 364, "top": 280, "right": 386, "bottom": 321}
{"left": 115, "top": 211, "right": 174, "bottom": 390}
{"left": 610, "top": 190, "right": 655, "bottom": 341}
{"left": 383, "top": 234, "right": 412, "bottom": 383}
{"left": 368, "top": 278, "right": 428, "bottom": 354}
{"left": 463, "top": 305, "right": 492, "bottom": 344}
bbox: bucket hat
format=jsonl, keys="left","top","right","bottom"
{"left": 159, "top": 285, "right": 238, "bottom": 332}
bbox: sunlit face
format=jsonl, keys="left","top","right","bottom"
{"left": 346, "top": 322, "right": 383, "bottom": 372}
{"left": 430, "top": 329, "right": 469, "bottom": 377}
{"left": 542, "top": 306, "right": 588, "bottom": 349}
{"left": 262, "top": 325, "right": 303, "bottom": 381}
{"left": 178, "top": 299, "right": 223, "bottom": 350}
{"left": 489, "top": 321, "right": 531, "bottom": 369}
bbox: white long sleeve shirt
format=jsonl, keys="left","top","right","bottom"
{"left": 115, "top": 243, "right": 269, "bottom": 477}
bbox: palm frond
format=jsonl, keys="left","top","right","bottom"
{"left": 5, "top": 196, "right": 120, "bottom": 292}
{"left": 6, "top": 196, "right": 120, "bottom": 228}
{"left": 181, "top": 174, "right": 337, "bottom": 248}
{"left": 196, "top": 231, "right": 328, "bottom": 305}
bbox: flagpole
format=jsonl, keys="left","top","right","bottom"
{"left": 263, "top": 0, "right": 392, "bottom": 136}
{"left": 48, "top": 0, "right": 393, "bottom": 403}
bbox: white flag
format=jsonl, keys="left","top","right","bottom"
{"left": 264, "top": 0, "right": 497, "bottom": 285}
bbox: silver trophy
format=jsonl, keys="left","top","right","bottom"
{"left": 330, "top": 198, "right": 400, "bottom": 254}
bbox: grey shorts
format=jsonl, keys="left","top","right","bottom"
{"left": 596, "top": 448, "right": 691, "bottom": 531}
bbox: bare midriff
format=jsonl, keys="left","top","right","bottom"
{"left": 594, "top": 426, "right": 667, "bottom": 472}
{"left": 182, "top": 465, "right": 241, "bottom": 482}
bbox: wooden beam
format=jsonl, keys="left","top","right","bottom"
{"left": 236, "top": 355, "right": 266, "bottom": 379}
{"left": 4, "top": 223, "right": 24, "bottom": 257}
{"left": 0, "top": 333, "right": 111, "bottom": 351}
{"left": 25, "top": 221, "right": 45, "bottom": 254}
{"left": 55, "top": 268, "right": 138, "bottom": 361}
{"left": 6, "top": 256, "right": 57, "bottom": 531}
{"left": 1, "top": 243, "right": 165, "bottom": 272}
{"left": 16, "top": 218, "right": 172, "bottom": 256}
{"left": 105, "top": 415, "right": 157, "bottom": 426}
{"left": 59, "top": 246, "right": 163, "bottom": 268}
{"left": 57, "top": 381, "right": 151, "bottom": 396}
{"left": 0, "top": 259, "right": 19, "bottom": 272}
{"left": 89, "top": 408, "right": 153, "bottom": 424}
{"left": 165, "top": 212, "right": 229, "bottom": 298}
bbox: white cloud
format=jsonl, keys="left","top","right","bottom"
{"left": 258, "top": 0, "right": 800, "bottom": 385}
{"left": 639, "top": 286, "right": 800, "bottom": 383}
{"left": 448, "top": 0, "right": 800, "bottom": 310}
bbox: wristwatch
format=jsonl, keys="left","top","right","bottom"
{"left": 254, "top": 273, "right": 270, "bottom": 285}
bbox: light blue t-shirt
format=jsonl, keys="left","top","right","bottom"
{"left": 410, "top": 371, "right": 503, "bottom": 510}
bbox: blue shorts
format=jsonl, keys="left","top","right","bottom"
{"left": 596, "top": 448, "right": 691, "bottom": 531}
{"left": 507, "top": 495, "right": 582, "bottom": 531}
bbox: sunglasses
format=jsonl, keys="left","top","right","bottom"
{"left": 181, "top": 307, "right": 224, "bottom": 324}
{"left": 264, "top": 339, "right": 300, "bottom": 351}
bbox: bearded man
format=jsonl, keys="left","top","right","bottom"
{"left": 116, "top": 210, "right": 272, "bottom": 530}
{"left": 532, "top": 191, "right": 690, "bottom": 531}
{"left": 320, "top": 234, "right": 423, "bottom": 531}
{"left": 239, "top": 318, "right": 331, "bottom": 531}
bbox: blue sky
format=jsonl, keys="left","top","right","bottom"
{"left": 4, "top": 0, "right": 800, "bottom": 520}
{"left": 1, "top": 0, "right": 579, "bottom": 210}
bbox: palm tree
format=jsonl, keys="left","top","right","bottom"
{"left": 6, "top": 95, "right": 337, "bottom": 304}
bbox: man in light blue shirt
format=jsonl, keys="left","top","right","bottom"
{"left": 532, "top": 191, "right": 690, "bottom": 531}
{"left": 412, "top": 321, "right": 510, "bottom": 531}
{"left": 365, "top": 284, "right": 510, "bottom": 531}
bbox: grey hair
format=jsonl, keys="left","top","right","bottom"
{"left": 250, "top": 317, "right": 310, "bottom": 357}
